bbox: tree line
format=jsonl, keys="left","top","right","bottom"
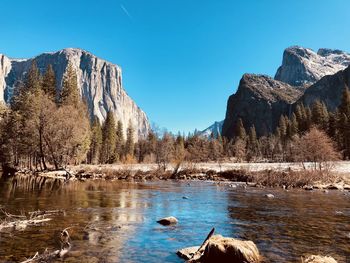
{"left": 0, "top": 61, "right": 348, "bottom": 171}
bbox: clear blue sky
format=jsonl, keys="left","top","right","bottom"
{"left": 1, "top": 0, "right": 349, "bottom": 133}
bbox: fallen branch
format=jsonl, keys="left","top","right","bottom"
{"left": 190, "top": 227, "right": 215, "bottom": 261}
{"left": 20, "top": 228, "right": 72, "bottom": 263}
{"left": 0, "top": 209, "right": 63, "bottom": 232}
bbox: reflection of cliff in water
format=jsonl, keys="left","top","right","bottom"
{"left": 226, "top": 188, "right": 350, "bottom": 262}
{"left": 0, "top": 176, "right": 152, "bottom": 262}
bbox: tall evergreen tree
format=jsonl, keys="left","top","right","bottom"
{"left": 235, "top": 118, "right": 246, "bottom": 140}
{"left": 60, "top": 63, "right": 80, "bottom": 107}
{"left": 337, "top": 85, "right": 350, "bottom": 159}
{"left": 101, "top": 111, "right": 116, "bottom": 163}
{"left": 89, "top": 117, "right": 103, "bottom": 164}
{"left": 42, "top": 64, "right": 57, "bottom": 101}
{"left": 115, "top": 120, "right": 124, "bottom": 161}
{"left": 125, "top": 122, "right": 135, "bottom": 157}
{"left": 311, "top": 100, "right": 329, "bottom": 130}
{"left": 295, "top": 104, "right": 307, "bottom": 133}
{"left": 290, "top": 113, "right": 299, "bottom": 136}
{"left": 25, "top": 61, "right": 42, "bottom": 94}
{"left": 247, "top": 125, "right": 258, "bottom": 160}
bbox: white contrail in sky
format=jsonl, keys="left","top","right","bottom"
{"left": 120, "top": 4, "right": 132, "bottom": 20}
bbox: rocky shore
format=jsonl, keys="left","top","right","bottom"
{"left": 5, "top": 162, "right": 350, "bottom": 192}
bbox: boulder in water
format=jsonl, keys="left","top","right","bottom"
{"left": 157, "top": 216, "right": 178, "bottom": 226}
{"left": 196, "top": 235, "right": 261, "bottom": 263}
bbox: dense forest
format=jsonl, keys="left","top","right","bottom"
{"left": 0, "top": 61, "right": 349, "bottom": 171}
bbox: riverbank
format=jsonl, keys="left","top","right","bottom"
{"left": 6, "top": 162, "right": 350, "bottom": 191}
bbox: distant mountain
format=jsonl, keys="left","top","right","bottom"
{"left": 275, "top": 46, "right": 350, "bottom": 86}
{"left": 222, "top": 46, "right": 350, "bottom": 139}
{"left": 0, "top": 48, "right": 150, "bottom": 138}
{"left": 199, "top": 120, "right": 224, "bottom": 138}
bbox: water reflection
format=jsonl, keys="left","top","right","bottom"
{"left": 0, "top": 175, "right": 349, "bottom": 262}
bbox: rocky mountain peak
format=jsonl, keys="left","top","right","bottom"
{"left": 274, "top": 46, "right": 350, "bottom": 86}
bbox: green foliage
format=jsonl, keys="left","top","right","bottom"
{"left": 115, "top": 120, "right": 124, "bottom": 161}
{"left": 42, "top": 64, "right": 57, "bottom": 101}
{"left": 125, "top": 122, "right": 135, "bottom": 157}
{"left": 235, "top": 118, "right": 246, "bottom": 140}
{"left": 89, "top": 117, "right": 103, "bottom": 164}
{"left": 101, "top": 111, "right": 116, "bottom": 163}
{"left": 60, "top": 62, "right": 80, "bottom": 107}
{"left": 1, "top": 62, "right": 90, "bottom": 170}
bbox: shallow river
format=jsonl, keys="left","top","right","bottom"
{"left": 0, "top": 176, "right": 349, "bottom": 263}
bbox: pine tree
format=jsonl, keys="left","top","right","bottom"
{"left": 327, "top": 111, "right": 337, "bottom": 139}
{"left": 101, "top": 111, "right": 116, "bottom": 163}
{"left": 305, "top": 106, "right": 312, "bottom": 130}
{"left": 125, "top": 122, "right": 135, "bottom": 157}
{"left": 339, "top": 85, "right": 350, "bottom": 117}
{"left": 295, "top": 104, "right": 307, "bottom": 133}
{"left": 247, "top": 125, "right": 258, "bottom": 160}
{"left": 290, "top": 113, "right": 299, "bottom": 136}
{"left": 277, "top": 115, "right": 287, "bottom": 139}
{"left": 11, "top": 61, "right": 42, "bottom": 112}
{"left": 115, "top": 120, "right": 124, "bottom": 161}
{"left": 60, "top": 63, "right": 80, "bottom": 107}
{"left": 25, "top": 61, "right": 42, "bottom": 94}
{"left": 337, "top": 85, "right": 350, "bottom": 159}
{"left": 235, "top": 118, "right": 246, "bottom": 140}
{"left": 311, "top": 100, "right": 329, "bottom": 130}
{"left": 89, "top": 117, "right": 103, "bottom": 164}
{"left": 42, "top": 64, "right": 57, "bottom": 101}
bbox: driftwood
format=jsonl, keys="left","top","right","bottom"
{"left": 20, "top": 228, "right": 72, "bottom": 263}
{"left": 0, "top": 209, "right": 63, "bottom": 232}
{"left": 189, "top": 227, "right": 215, "bottom": 261}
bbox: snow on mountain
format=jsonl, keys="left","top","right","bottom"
{"left": 275, "top": 46, "right": 350, "bottom": 86}
{"left": 199, "top": 120, "right": 224, "bottom": 138}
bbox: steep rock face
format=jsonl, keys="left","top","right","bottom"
{"left": 222, "top": 74, "right": 303, "bottom": 139}
{"left": 275, "top": 46, "right": 350, "bottom": 86}
{"left": 199, "top": 120, "right": 223, "bottom": 138}
{"left": 0, "top": 48, "right": 150, "bottom": 138}
{"left": 0, "top": 54, "right": 12, "bottom": 103}
{"left": 297, "top": 65, "right": 350, "bottom": 111}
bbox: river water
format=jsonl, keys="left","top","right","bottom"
{"left": 0, "top": 176, "right": 349, "bottom": 263}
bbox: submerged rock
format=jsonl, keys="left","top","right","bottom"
{"left": 303, "top": 255, "right": 338, "bottom": 263}
{"left": 197, "top": 235, "right": 261, "bottom": 263}
{"left": 157, "top": 216, "right": 178, "bottom": 226}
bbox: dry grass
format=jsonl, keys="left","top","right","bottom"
{"left": 68, "top": 164, "right": 345, "bottom": 188}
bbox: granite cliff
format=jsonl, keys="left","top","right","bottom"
{"left": 0, "top": 48, "right": 150, "bottom": 138}
{"left": 222, "top": 46, "right": 350, "bottom": 139}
